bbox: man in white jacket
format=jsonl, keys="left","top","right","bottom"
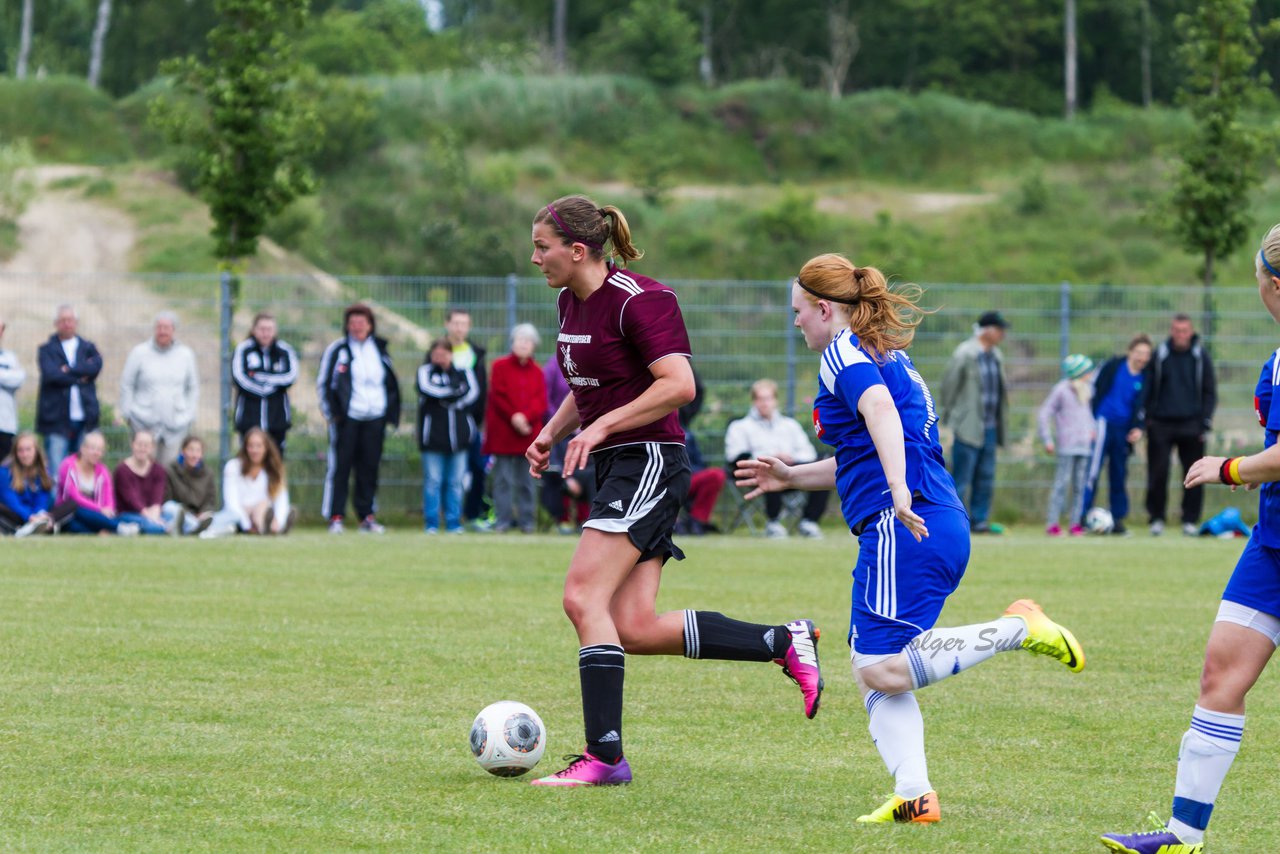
{"left": 119, "top": 312, "right": 199, "bottom": 466}
{"left": 725, "top": 378, "right": 829, "bottom": 538}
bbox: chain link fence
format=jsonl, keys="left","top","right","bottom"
{"left": 1, "top": 271, "right": 1269, "bottom": 525}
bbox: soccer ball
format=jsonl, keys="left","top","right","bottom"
{"left": 469, "top": 701, "right": 546, "bottom": 777}
{"left": 1084, "top": 506, "right": 1114, "bottom": 535}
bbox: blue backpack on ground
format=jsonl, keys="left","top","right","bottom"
{"left": 1199, "top": 507, "right": 1252, "bottom": 538}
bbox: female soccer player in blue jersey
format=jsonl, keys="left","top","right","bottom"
{"left": 736, "top": 253, "right": 1086, "bottom": 824}
{"left": 523, "top": 195, "right": 823, "bottom": 788}
{"left": 1100, "top": 225, "right": 1280, "bottom": 854}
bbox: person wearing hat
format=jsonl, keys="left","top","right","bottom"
{"left": 1038, "top": 354, "right": 1097, "bottom": 535}
{"left": 940, "top": 310, "right": 1009, "bottom": 533}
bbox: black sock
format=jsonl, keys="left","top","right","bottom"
{"left": 579, "top": 644, "right": 624, "bottom": 763}
{"left": 682, "top": 611, "right": 791, "bottom": 662}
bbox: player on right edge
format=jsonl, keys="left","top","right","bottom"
{"left": 1100, "top": 225, "right": 1280, "bottom": 854}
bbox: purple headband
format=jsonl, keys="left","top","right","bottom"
{"left": 546, "top": 205, "right": 604, "bottom": 251}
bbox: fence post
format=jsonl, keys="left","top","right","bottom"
{"left": 1059, "top": 280, "right": 1071, "bottom": 366}
{"left": 219, "top": 270, "right": 232, "bottom": 467}
{"left": 784, "top": 289, "right": 797, "bottom": 417}
{"left": 506, "top": 273, "right": 518, "bottom": 335}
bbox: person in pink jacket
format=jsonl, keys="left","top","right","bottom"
{"left": 482, "top": 323, "right": 546, "bottom": 533}
{"left": 56, "top": 430, "right": 138, "bottom": 535}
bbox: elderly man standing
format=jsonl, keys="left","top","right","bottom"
{"left": 1145, "top": 312, "right": 1217, "bottom": 536}
{"left": 940, "top": 310, "right": 1010, "bottom": 534}
{"left": 0, "top": 315, "right": 25, "bottom": 462}
{"left": 119, "top": 312, "right": 199, "bottom": 466}
{"left": 37, "top": 304, "right": 103, "bottom": 478}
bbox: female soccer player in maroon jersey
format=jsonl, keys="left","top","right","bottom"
{"left": 524, "top": 195, "right": 823, "bottom": 787}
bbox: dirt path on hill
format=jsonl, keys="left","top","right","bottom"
{"left": 0, "top": 166, "right": 228, "bottom": 432}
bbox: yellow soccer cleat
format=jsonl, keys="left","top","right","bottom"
{"left": 856, "top": 791, "right": 941, "bottom": 824}
{"left": 1004, "top": 598, "right": 1086, "bottom": 673}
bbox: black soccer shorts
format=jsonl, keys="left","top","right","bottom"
{"left": 584, "top": 442, "right": 691, "bottom": 563}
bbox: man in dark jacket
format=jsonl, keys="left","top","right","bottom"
{"left": 232, "top": 311, "right": 299, "bottom": 455}
{"left": 36, "top": 304, "right": 102, "bottom": 478}
{"left": 445, "top": 308, "right": 490, "bottom": 530}
{"left": 1145, "top": 313, "right": 1217, "bottom": 536}
{"left": 316, "top": 304, "right": 401, "bottom": 534}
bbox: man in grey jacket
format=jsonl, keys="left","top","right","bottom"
{"left": 940, "top": 310, "right": 1009, "bottom": 534}
{"left": 119, "top": 312, "right": 199, "bottom": 466}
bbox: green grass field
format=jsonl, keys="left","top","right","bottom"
{"left": 1, "top": 531, "right": 1277, "bottom": 852}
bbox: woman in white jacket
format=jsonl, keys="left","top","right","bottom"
{"left": 201, "top": 428, "right": 292, "bottom": 537}
{"left": 0, "top": 315, "right": 26, "bottom": 462}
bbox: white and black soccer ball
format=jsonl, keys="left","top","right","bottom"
{"left": 1084, "top": 506, "right": 1114, "bottom": 535}
{"left": 469, "top": 701, "right": 546, "bottom": 777}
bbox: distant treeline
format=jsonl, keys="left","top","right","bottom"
{"left": 5, "top": 0, "right": 1280, "bottom": 115}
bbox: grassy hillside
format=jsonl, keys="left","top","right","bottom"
{"left": 7, "top": 73, "right": 1280, "bottom": 287}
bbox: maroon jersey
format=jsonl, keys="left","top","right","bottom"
{"left": 556, "top": 266, "right": 692, "bottom": 450}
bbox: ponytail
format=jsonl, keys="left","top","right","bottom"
{"left": 535, "top": 195, "right": 643, "bottom": 265}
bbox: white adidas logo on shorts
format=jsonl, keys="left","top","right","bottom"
{"left": 608, "top": 500, "right": 624, "bottom": 512}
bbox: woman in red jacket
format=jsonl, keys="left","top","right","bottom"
{"left": 483, "top": 323, "right": 547, "bottom": 533}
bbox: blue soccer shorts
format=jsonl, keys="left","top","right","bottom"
{"left": 849, "top": 501, "right": 970, "bottom": 656}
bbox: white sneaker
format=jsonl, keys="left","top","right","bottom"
{"left": 796, "top": 519, "right": 824, "bottom": 539}
{"left": 1183, "top": 522, "right": 1199, "bottom": 537}
{"left": 765, "top": 520, "right": 788, "bottom": 539}
{"left": 1150, "top": 520, "right": 1165, "bottom": 536}
{"left": 328, "top": 518, "right": 345, "bottom": 534}
{"left": 15, "top": 517, "right": 50, "bottom": 538}
{"left": 359, "top": 516, "right": 386, "bottom": 534}
{"left": 117, "top": 522, "right": 141, "bottom": 537}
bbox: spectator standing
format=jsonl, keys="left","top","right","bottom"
{"left": 202, "top": 428, "right": 292, "bottom": 537}
{"left": 0, "top": 432, "right": 77, "bottom": 536}
{"left": 119, "top": 312, "right": 199, "bottom": 466}
{"left": 317, "top": 304, "right": 400, "bottom": 534}
{"left": 940, "top": 310, "right": 1010, "bottom": 534}
{"left": 0, "top": 315, "right": 25, "bottom": 462}
{"left": 36, "top": 304, "right": 102, "bottom": 478}
{"left": 232, "top": 312, "right": 299, "bottom": 455}
{"left": 483, "top": 323, "right": 546, "bottom": 534}
{"left": 446, "top": 308, "right": 490, "bottom": 529}
{"left": 113, "top": 430, "right": 178, "bottom": 535}
{"left": 539, "top": 357, "right": 593, "bottom": 533}
{"left": 1146, "top": 313, "right": 1217, "bottom": 536}
{"left": 1083, "top": 333, "right": 1152, "bottom": 535}
{"left": 163, "top": 435, "right": 217, "bottom": 535}
{"left": 724, "top": 378, "right": 828, "bottom": 539}
{"left": 1037, "top": 354, "right": 1096, "bottom": 536}
{"left": 417, "top": 338, "right": 478, "bottom": 534}
{"left": 56, "top": 431, "right": 137, "bottom": 535}
{"left": 677, "top": 370, "right": 725, "bottom": 536}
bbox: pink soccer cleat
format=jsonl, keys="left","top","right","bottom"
{"left": 775, "top": 619, "right": 824, "bottom": 719}
{"left": 529, "top": 751, "right": 632, "bottom": 787}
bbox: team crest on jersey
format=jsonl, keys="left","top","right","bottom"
{"left": 561, "top": 344, "right": 578, "bottom": 376}
{"left": 812, "top": 407, "right": 824, "bottom": 438}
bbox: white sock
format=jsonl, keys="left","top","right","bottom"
{"left": 1166, "top": 706, "right": 1244, "bottom": 844}
{"left": 903, "top": 617, "right": 1025, "bottom": 689}
{"left": 864, "top": 690, "right": 931, "bottom": 799}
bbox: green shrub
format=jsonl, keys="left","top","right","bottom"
{"left": 0, "top": 77, "right": 133, "bottom": 163}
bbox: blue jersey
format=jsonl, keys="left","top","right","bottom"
{"left": 1252, "top": 348, "right": 1280, "bottom": 548}
{"left": 812, "top": 330, "right": 963, "bottom": 530}
{"left": 1096, "top": 364, "right": 1144, "bottom": 424}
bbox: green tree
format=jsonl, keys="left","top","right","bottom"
{"left": 613, "top": 0, "right": 700, "bottom": 86}
{"left": 150, "top": 0, "right": 318, "bottom": 265}
{"left": 1168, "top": 0, "right": 1266, "bottom": 291}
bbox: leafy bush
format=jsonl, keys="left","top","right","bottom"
{"left": 0, "top": 77, "right": 133, "bottom": 163}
